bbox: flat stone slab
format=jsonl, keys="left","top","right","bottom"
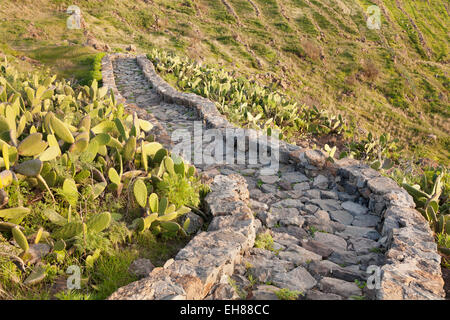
{"left": 348, "top": 237, "right": 380, "bottom": 255}
{"left": 352, "top": 214, "right": 381, "bottom": 228}
{"left": 250, "top": 285, "right": 280, "bottom": 300}
{"left": 281, "top": 172, "right": 309, "bottom": 184}
{"left": 271, "top": 198, "right": 304, "bottom": 209}
{"left": 341, "top": 201, "right": 368, "bottom": 216}
{"left": 259, "top": 175, "right": 279, "bottom": 184}
{"left": 278, "top": 244, "right": 322, "bottom": 266}
{"left": 312, "top": 232, "right": 347, "bottom": 251}
{"left": 313, "top": 175, "right": 328, "bottom": 189}
{"left": 309, "top": 199, "right": 342, "bottom": 212}
{"left": 293, "top": 182, "right": 310, "bottom": 191}
{"left": 336, "top": 226, "right": 381, "bottom": 241}
{"left": 329, "top": 210, "right": 354, "bottom": 225}
{"left": 306, "top": 289, "right": 343, "bottom": 300}
{"left": 265, "top": 207, "right": 304, "bottom": 228}
{"left": 272, "top": 266, "right": 317, "bottom": 292}
{"left": 319, "top": 277, "right": 362, "bottom": 298}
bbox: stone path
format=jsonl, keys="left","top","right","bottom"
{"left": 110, "top": 57, "right": 390, "bottom": 300}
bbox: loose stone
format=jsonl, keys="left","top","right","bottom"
{"left": 341, "top": 201, "right": 368, "bottom": 216}
{"left": 329, "top": 210, "right": 354, "bottom": 225}
{"left": 319, "top": 277, "right": 362, "bottom": 298}
{"left": 272, "top": 266, "right": 317, "bottom": 292}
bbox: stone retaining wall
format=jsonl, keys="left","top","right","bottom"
{"left": 108, "top": 174, "right": 256, "bottom": 300}
{"left": 102, "top": 53, "right": 444, "bottom": 300}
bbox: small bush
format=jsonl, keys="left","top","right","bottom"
{"left": 302, "top": 40, "right": 321, "bottom": 61}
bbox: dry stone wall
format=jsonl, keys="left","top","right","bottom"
{"left": 101, "top": 53, "right": 444, "bottom": 300}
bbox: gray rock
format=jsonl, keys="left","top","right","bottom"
{"left": 309, "top": 199, "right": 342, "bottom": 212}
{"left": 313, "top": 175, "right": 328, "bottom": 189}
{"left": 250, "top": 285, "right": 279, "bottom": 300}
{"left": 300, "top": 239, "right": 334, "bottom": 257}
{"left": 304, "top": 189, "right": 321, "bottom": 199}
{"left": 249, "top": 199, "right": 269, "bottom": 212}
{"left": 129, "top": 258, "right": 155, "bottom": 278}
{"left": 357, "top": 252, "right": 385, "bottom": 266}
{"left": 303, "top": 204, "right": 319, "bottom": 214}
{"left": 352, "top": 214, "right": 380, "bottom": 228}
{"left": 329, "top": 210, "right": 354, "bottom": 225}
{"left": 240, "top": 168, "right": 256, "bottom": 176}
{"left": 293, "top": 182, "right": 310, "bottom": 191}
{"left": 336, "top": 226, "right": 381, "bottom": 241}
{"left": 304, "top": 216, "right": 334, "bottom": 233}
{"left": 272, "top": 225, "right": 309, "bottom": 240}
{"left": 348, "top": 237, "right": 380, "bottom": 255}
{"left": 259, "top": 175, "right": 279, "bottom": 184}
{"left": 271, "top": 199, "right": 304, "bottom": 210}
{"left": 206, "top": 283, "right": 240, "bottom": 300}
{"left": 367, "top": 176, "right": 399, "bottom": 194}
{"left": 266, "top": 207, "right": 304, "bottom": 228}
{"left": 307, "top": 260, "right": 365, "bottom": 282}
{"left": 307, "top": 260, "right": 341, "bottom": 276}
{"left": 278, "top": 244, "right": 322, "bottom": 266}
{"left": 220, "top": 168, "right": 237, "bottom": 175}
{"left": 246, "top": 257, "right": 294, "bottom": 283}
{"left": 284, "top": 190, "right": 304, "bottom": 199}
{"left": 338, "top": 192, "right": 358, "bottom": 202}
{"left": 278, "top": 181, "right": 293, "bottom": 191}
{"left": 272, "top": 232, "right": 301, "bottom": 247}
{"left": 306, "top": 289, "right": 343, "bottom": 300}
{"left": 312, "top": 232, "right": 347, "bottom": 251}
{"left": 184, "top": 212, "right": 204, "bottom": 234}
{"left": 319, "top": 277, "right": 362, "bottom": 298}
{"left": 282, "top": 172, "right": 309, "bottom": 184}
{"left": 230, "top": 274, "right": 251, "bottom": 290}
{"left": 272, "top": 266, "right": 317, "bottom": 292}
{"left": 261, "top": 184, "right": 277, "bottom": 193}
{"left": 321, "top": 190, "right": 339, "bottom": 200}
{"left": 314, "top": 210, "right": 330, "bottom": 222}
{"left": 328, "top": 250, "right": 359, "bottom": 267}
{"left": 272, "top": 242, "right": 285, "bottom": 251}
{"left": 341, "top": 201, "right": 368, "bottom": 216}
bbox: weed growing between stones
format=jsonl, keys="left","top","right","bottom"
{"left": 275, "top": 288, "right": 304, "bottom": 300}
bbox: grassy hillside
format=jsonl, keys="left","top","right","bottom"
{"left": 0, "top": 0, "right": 448, "bottom": 164}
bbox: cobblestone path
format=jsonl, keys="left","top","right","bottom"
{"left": 112, "top": 57, "right": 387, "bottom": 300}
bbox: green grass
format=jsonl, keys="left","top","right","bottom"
{"left": 0, "top": 0, "right": 447, "bottom": 165}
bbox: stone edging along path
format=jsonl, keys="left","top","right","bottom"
{"left": 101, "top": 53, "right": 445, "bottom": 300}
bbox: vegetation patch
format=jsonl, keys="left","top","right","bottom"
{"left": 0, "top": 58, "right": 206, "bottom": 299}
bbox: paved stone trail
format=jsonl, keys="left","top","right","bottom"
{"left": 112, "top": 57, "right": 387, "bottom": 300}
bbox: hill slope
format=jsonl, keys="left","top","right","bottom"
{"left": 0, "top": 0, "right": 448, "bottom": 164}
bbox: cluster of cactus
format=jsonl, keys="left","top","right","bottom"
{"left": 301, "top": 106, "right": 346, "bottom": 135}
{"left": 0, "top": 57, "right": 202, "bottom": 283}
{"left": 403, "top": 168, "right": 450, "bottom": 251}
{"left": 147, "top": 49, "right": 347, "bottom": 142}
{"left": 131, "top": 151, "right": 197, "bottom": 236}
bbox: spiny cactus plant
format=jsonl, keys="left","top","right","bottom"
{"left": 147, "top": 49, "right": 348, "bottom": 142}
{"left": 402, "top": 168, "right": 450, "bottom": 254}
{"left": 0, "top": 57, "right": 205, "bottom": 290}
